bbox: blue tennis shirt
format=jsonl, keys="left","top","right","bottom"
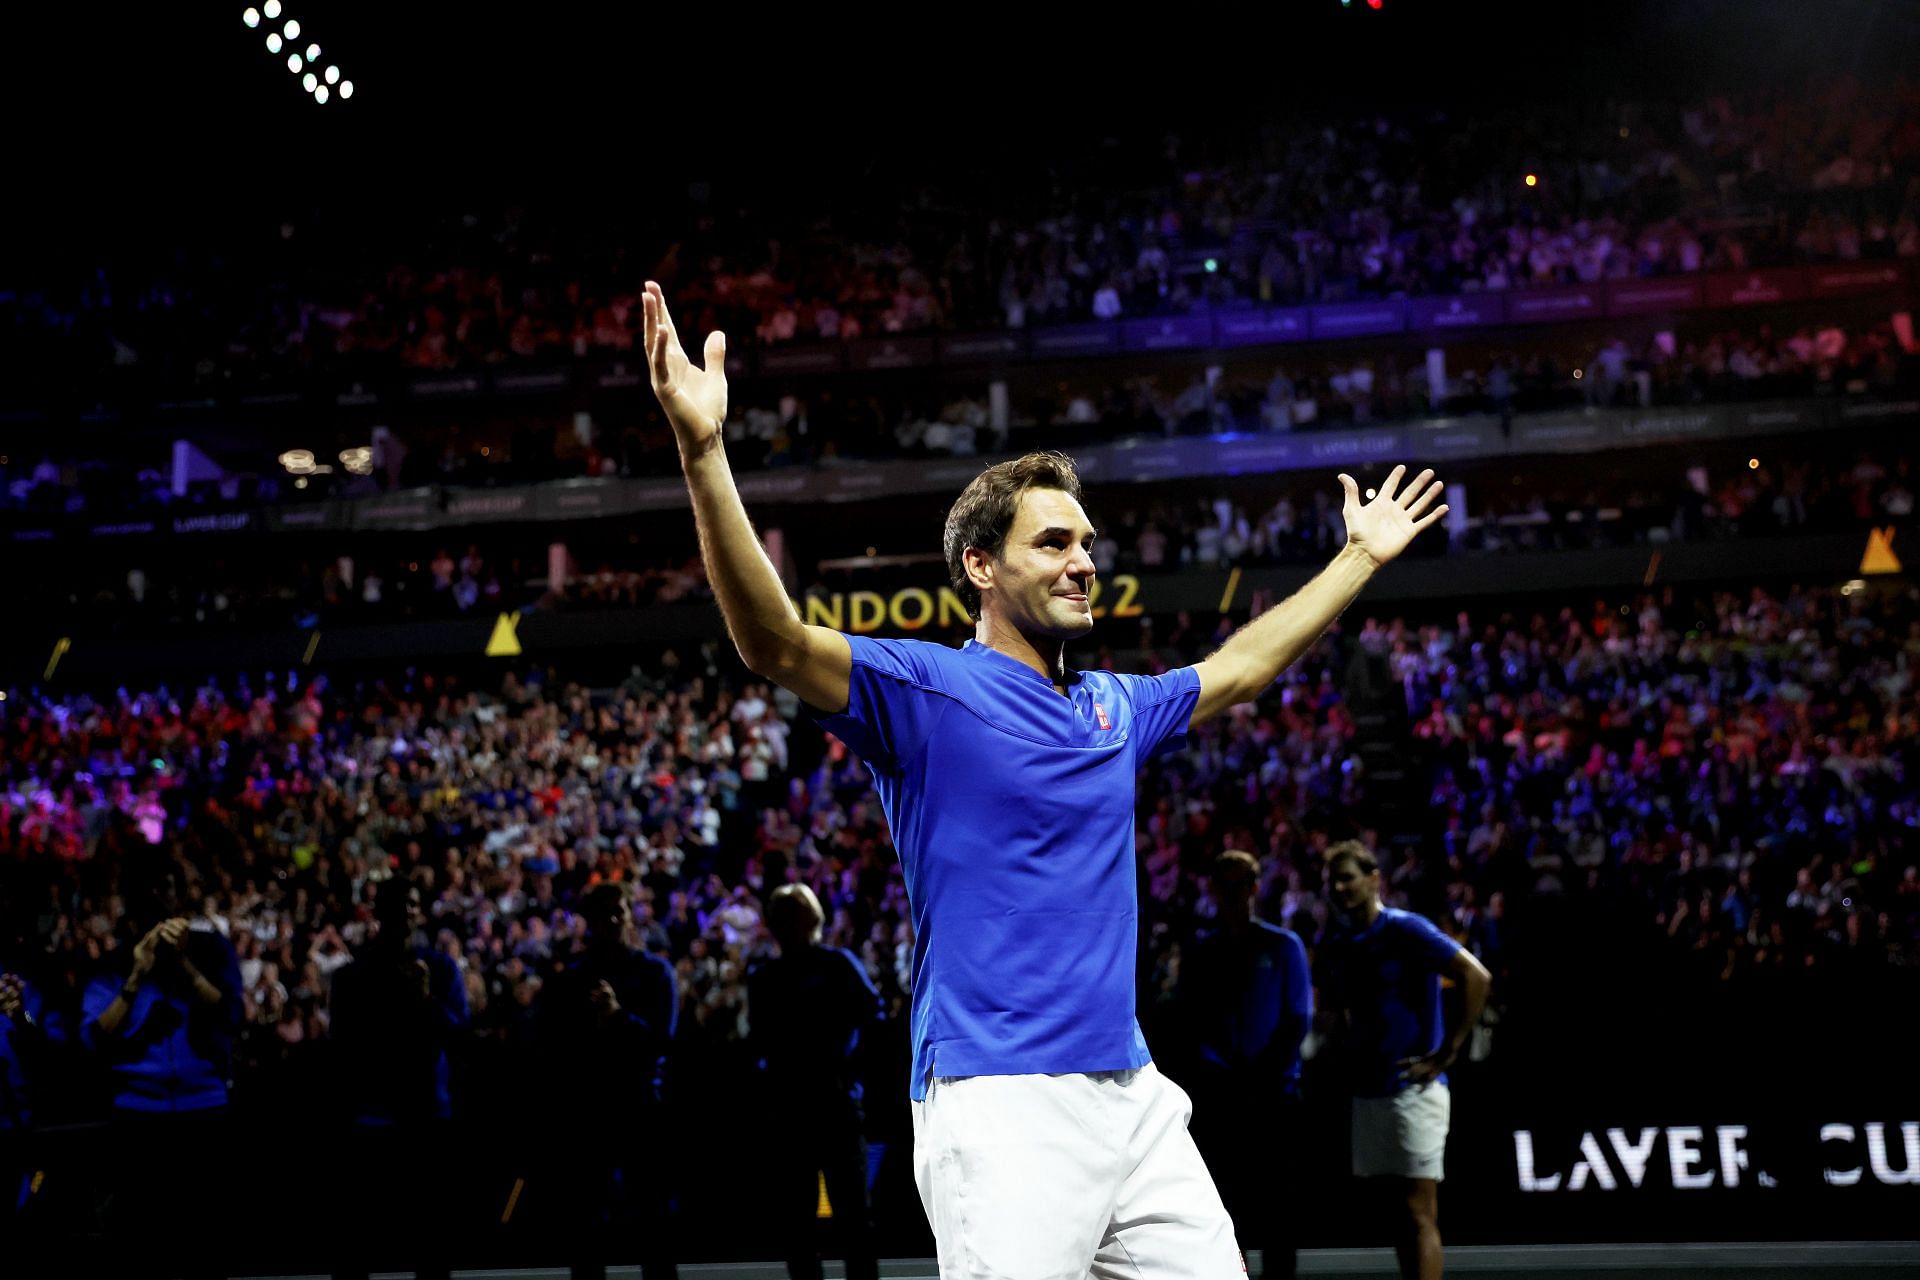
{"left": 816, "top": 636, "right": 1200, "bottom": 1100}
{"left": 1317, "top": 906, "right": 1464, "bottom": 1098}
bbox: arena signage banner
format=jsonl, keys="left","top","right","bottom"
{"left": 356, "top": 487, "right": 442, "bottom": 528}
{"left": 1511, "top": 1122, "right": 1920, "bottom": 1193}
{"left": 1504, "top": 286, "right": 1604, "bottom": 323}
{"left": 937, "top": 331, "right": 1027, "bottom": 362}
{"left": 1030, "top": 323, "right": 1121, "bottom": 358}
{"left": 1309, "top": 299, "right": 1409, "bottom": 340}
{"left": 493, "top": 368, "right": 571, "bottom": 395}
{"left": 1214, "top": 308, "right": 1311, "bottom": 346}
{"left": 444, "top": 490, "right": 534, "bottom": 521}
{"left": 1702, "top": 268, "right": 1808, "bottom": 308}
{"left": 848, "top": 336, "right": 937, "bottom": 371}
{"left": 800, "top": 574, "right": 1148, "bottom": 634}
{"left": 1604, "top": 278, "right": 1704, "bottom": 315}
{"left": 171, "top": 512, "right": 254, "bottom": 534}
{"left": 1122, "top": 315, "right": 1215, "bottom": 352}
{"left": 758, "top": 346, "right": 845, "bottom": 375}
{"left": 1408, "top": 295, "right": 1508, "bottom": 330}
{"left": 406, "top": 374, "right": 485, "bottom": 400}
{"left": 1806, "top": 261, "right": 1908, "bottom": 297}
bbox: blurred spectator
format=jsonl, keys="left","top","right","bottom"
{"left": 78, "top": 862, "right": 240, "bottom": 1269}
{"left": 533, "top": 880, "right": 680, "bottom": 1280}
{"left": 1175, "top": 849, "right": 1312, "bottom": 1280}
{"left": 328, "top": 875, "right": 468, "bottom": 1280}
{"left": 746, "top": 884, "right": 882, "bottom": 1280}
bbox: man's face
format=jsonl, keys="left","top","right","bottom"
{"left": 1211, "top": 869, "right": 1256, "bottom": 919}
{"left": 591, "top": 896, "right": 629, "bottom": 943}
{"left": 1327, "top": 860, "right": 1381, "bottom": 916}
{"left": 975, "top": 488, "right": 1098, "bottom": 639}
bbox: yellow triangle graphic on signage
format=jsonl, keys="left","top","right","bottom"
{"left": 815, "top": 1170, "right": 833, "bottom": 1218}
{"left": 1862, "top": 527, "right": 1902, "bottom": 576}
{"left": 486, "top": 613, "right": 522, "bottom": 657}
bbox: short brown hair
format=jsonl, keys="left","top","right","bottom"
{"left": 1323, "top": 840, "right": 1380, "bottom": 877}
{"left": 767, "top": 883, "right": 825, "bottom": 943}
{"left": 943, "top": 451, "right": 1084, "bottom": 622}
{"left": 1212, "top": 849, "right": 1261, "bottom": 882}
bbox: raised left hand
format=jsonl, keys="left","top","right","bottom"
{"left": 1338, "top": 465, "right": 1449, "bottom": 569}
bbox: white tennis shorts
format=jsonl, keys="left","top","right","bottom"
{"left": 912, "top": 1062, "right": 1246, "bottom": 1279}
{"left": 1351, "top": 1081, "right": 1450, "bottom": 1181}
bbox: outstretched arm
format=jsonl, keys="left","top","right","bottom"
{"left": 1190, "top": 465, "right": 1447, "bottom": 725}
{"left": 644, "top": 282, "right": 851, "bottom": 712}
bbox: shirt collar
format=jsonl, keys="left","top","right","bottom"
{"left": 962, "top": 639, "right": 1081, "bottom": 689}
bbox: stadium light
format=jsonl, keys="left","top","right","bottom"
{"left": 1525, "top": 173, "right": 1538, "bottom": 187}
{"left": 249, "top": 10, "right": 353, "bottom": 105}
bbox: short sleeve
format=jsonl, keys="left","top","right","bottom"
{"left": 1405, "top": 913, "right": 1465, "bottom": 972}
{"left": 1109, "top": 666, "right": 1202, "bottom": 759}
{"left": 1280, "top": 930, "right": 1313, "bottom": 1021}
{"left": 811, "top": 636, "right": 954, "bottom": 773}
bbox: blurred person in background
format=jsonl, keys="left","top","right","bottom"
{"left": 535, "top": 880, "right": 680, "bottom": 1280}
{"left": 1316, "top": 842, "right": 1491, "bottom": 1280}
{"left": 328, "top": 875, "right": 469, "bottom": 1280}
{"left": 746, "top": 883, "right": 883, "bottom": 1280}
{"left": 1, "top": 962, "right": 65, "bottom": 1231}
{"left": 1175, "top": 850, "right": 1313, "bottom": 1280}
{"left": 79, "top": 861, "right": 240, "bottom": 1274}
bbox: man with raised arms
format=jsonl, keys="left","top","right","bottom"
{"left": 643, "top": 281, "right": 1447, "bottom": 1279}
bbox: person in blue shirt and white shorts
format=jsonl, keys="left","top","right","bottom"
{"left": 1317, "top": 841, "right": 1491, "bottom": 1280}
{"left": 641, "top": 282, "right": 1450, "bottom": 1280}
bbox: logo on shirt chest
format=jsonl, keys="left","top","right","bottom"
{"left": 1094, "top": 703, "right": 1111, "bottom": 731}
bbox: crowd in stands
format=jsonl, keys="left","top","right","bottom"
{"left": 3, "top": 83, "right": 1916, "bottom": 395}
{"left": 4, "top": 574, "right": 1918, "bottom": 1261}
{"left": 4, "top": 580, "right": 1916, "bottom": 1082}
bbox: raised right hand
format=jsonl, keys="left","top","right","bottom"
{"left": 643, "top": 281, "right": 728, "bottom": 457}
{"left": 130, "top": 924, "right": 167, "bottom": 978}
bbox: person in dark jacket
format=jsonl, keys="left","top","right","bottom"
{"left": 535, "top": 880, "right": 680, "bottom": 1280}
{"left": 1176, "top": 850, "right": 1314, "bottom": 1280}
{"left": 746, "top": 883, "right": 883, "bottom": 1280}
{"left": 2, "top": 964, "right": 66, "bottom": 1227}
{"left": 328, "top": 874, "right": 469, "bottom": 1278}
{"left": 79, "top": 865, "right": 241, "bottom": 1268}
